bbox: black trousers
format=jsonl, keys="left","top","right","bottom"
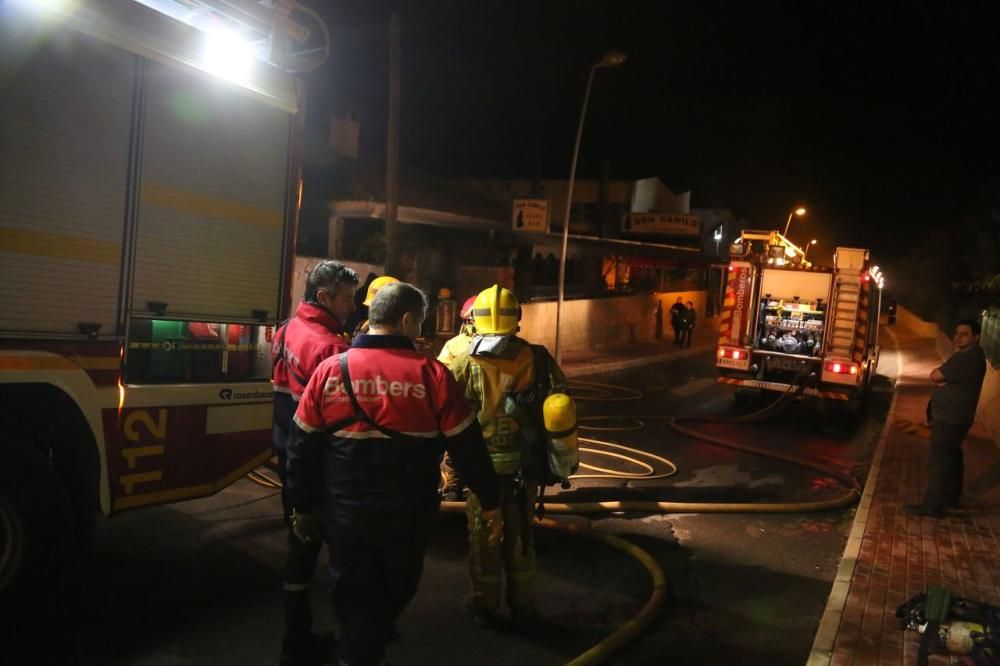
{"left": 326, "top": 511, "right": 431, "bottom": 666}
{"left": 672, "top": 324, "right": 683, "bottom": 344}
{"left": 921, "top": 420, "right": 971, "bottom": 513}
{"left": 277, "top": 448, "right": 323, "bottom": 644}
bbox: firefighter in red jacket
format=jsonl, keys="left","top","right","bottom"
{"left": 271, "top": 259, "right": 358, "bottom": 666}
{"left": 286, "top": 282, "right": 501, "bottom": 666}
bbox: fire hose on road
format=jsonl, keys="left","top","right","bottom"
{"left": 249, "top": 376, "right": 863, "bottom": 665}
{"left": 437, "top": 377, "right": 863, "bottom": 665}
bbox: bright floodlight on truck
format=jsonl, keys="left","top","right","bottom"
{"left": 202, "top": 28, "right": 255, "bottom": 84}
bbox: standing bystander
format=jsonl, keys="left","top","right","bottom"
{"left": 905, "top": 318, "right": 987, "bottom": 518}
{"left": 681, "top": 300, "right": 697, "bottom": 348}
{"left": 669, "top": 297, "right": 687, "bottom": 346}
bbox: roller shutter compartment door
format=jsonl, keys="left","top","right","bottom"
{"left": 0, "top": 21, "right": 134, "bottom": 336}
{"left": 132, "top": 61, "right": 290, "bottom": 323}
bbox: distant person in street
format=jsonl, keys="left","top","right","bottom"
{"left": 271, "top": 259, "right": 358, "bottom": 666}
{"left": 681, "top": 300, "right": 697, "bottom": 347}
{"left": 285, "top": 282, "right": 500, "bottom": 666}
{"left": 905, "top": 318, "right": 987, "bottom": 518}
{"left": 669, "top": 297, "right": 687, "bottom": 345}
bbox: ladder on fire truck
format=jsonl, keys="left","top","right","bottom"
{"left": 827, "top": 248, "right": 868, "bottom": 357}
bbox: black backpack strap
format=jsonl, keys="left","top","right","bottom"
{"left": 336, "top": 352, "right": 406, "bottom": 439}
{"left": 530, "top": 344, "right": 551, "bottom": 395}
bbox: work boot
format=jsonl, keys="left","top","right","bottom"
{"left": 279, "top": 631, "right": 337, "bottom": 666}
{"left": 441, "top": 485, "right": 464, "bottom": 502}
{"left": 464, "top": 599, "right": 499, "bottom": 630}
{"left": 902, "top": 504, "right": 943, "bottom": 518}
{"left": 511, "top": 607, "right": 541, "bottom": 635}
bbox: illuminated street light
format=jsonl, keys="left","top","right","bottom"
{"left": 554, "top": 50, "right": 627, "bottom": 364}
{"left": 782, "top": 206, "right": 807, "bottom": 237}
{"left": 803, "top": 238, "right": 818, "bottom": 260}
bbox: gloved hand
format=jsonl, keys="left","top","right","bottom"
{"left": 291, "top": 509, "right": 322, "bottom": 544}
{"left": 481, "top": 508, "right": 502, "bottom": 547}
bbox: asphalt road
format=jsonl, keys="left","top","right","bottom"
{"left": 26, "top": 347, "right": 897, "bottom": 666}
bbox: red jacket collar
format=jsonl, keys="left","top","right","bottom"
{"left": 295, "top": 301, "right": 345, "bottom": 334}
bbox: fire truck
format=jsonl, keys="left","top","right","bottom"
{"left": 716, "top": 230, "right": 883, "bottom": 402}
{"left": 0, "top": 0, "right": 326, "bottom": 598}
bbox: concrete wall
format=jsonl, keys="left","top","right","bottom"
{"left": 519, "top": 290, "right": 708, "bottom": 353}
{"left": 896, "top": 304, "right": 939, "bottom": 338}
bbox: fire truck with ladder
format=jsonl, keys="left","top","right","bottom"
{"left": 0, "top": 0, "right": 327, "bottom": 602}
{"left": 716, "top": 230, "right": 884, "bottom": 403}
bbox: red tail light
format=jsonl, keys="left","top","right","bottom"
{"left": 825, "top": 361, "right": 859, "bottom": 375}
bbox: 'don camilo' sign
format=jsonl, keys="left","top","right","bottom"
{"left": 622, "top": 213, "right": 701, "bottom": 236}
{"left": 512, "top": 199, "right": 549, "bottom": 233}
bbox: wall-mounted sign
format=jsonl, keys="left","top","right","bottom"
{"left": 512, "top": 199, "right": 549, "bottom": 233}
{"left": 622, "top": 213, "right": 701, "bottom": 236}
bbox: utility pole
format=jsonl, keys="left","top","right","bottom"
{"left": 385, "top": 12, "right": 401, "bottom": 276}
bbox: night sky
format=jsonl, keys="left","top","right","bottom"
{"left": 304, "top": 1, "right": 999, "bottom": 260}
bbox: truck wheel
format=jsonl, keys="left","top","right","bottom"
{"left": 0, "top": 439, "right": 75, "bottom": 666}
{"left": 0, "top": 438, "right": 73, "bottom": 598}
{"left": 0, "top": 495, "right": 24, "bottom": 593}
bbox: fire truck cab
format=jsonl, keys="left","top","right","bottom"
{"left": 716, "top": 230, "right": 883, "bottom": 402}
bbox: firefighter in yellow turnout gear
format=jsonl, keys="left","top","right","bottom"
{"left": 444, "top": 285, "right": 570, "bottom": 630}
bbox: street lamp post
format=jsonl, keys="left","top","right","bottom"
{"left": 803, "top": 238, "right": 818, "bottom": 261}
{"left": 782, "top": 206, "right": 807, "bottom": 237}
{"left": 554, "top": 50, "right": 626, "bottom": 365}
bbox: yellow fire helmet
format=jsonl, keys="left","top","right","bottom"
{"left": 472, "top": 284, "right": 520, "bottom": 335}
{"left": 362, "top": 275, "right": 399, "bottom": 306}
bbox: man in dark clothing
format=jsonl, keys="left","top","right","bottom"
{"left": 271, "top": 259, "right": 358, "bottom": 665}
{"left": 905, "top": 319, "right": 987, "bottom": 518}
{"left": 286, "top": 282, "right": 501, "bottom": 666}
{"left": 669, "top": 297, "right": 687, "bottom": 345}
{"left": 681, "top": 300, "right": 697, "bottom": 348}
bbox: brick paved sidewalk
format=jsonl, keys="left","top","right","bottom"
{"left": 809, "top": 327, "right": 1000, "bottom": 666}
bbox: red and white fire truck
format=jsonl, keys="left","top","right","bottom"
{"left": 0, "top": 0, "right": 323, "bottom": 595}
{"left": 716, "top": 230, "right": 883, "bottom": 402}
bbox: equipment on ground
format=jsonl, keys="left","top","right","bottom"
{"left": 0, "top": 0, "right": 320, "bottom": 599}
{"left": 897, "top": 586, "right": 1000, "bottom": 665}
{"left": 716, "top": 230, "right": 882, "bottom": 403}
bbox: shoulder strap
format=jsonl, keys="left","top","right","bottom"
{"left": 530, "top": 344, "right": 551, "bottom": 395}
{"left": 336, "top": 352, "right": 405, "bottom": 439}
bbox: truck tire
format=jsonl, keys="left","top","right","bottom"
{"left": 0, "top": 438, "right": 74, "bottom": 623}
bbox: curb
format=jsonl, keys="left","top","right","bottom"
{"left": 562, "top": 342, "right": 716, "bottom": 378}
{"left": 805, "top": 326, "right": 903, "bottom": 665}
